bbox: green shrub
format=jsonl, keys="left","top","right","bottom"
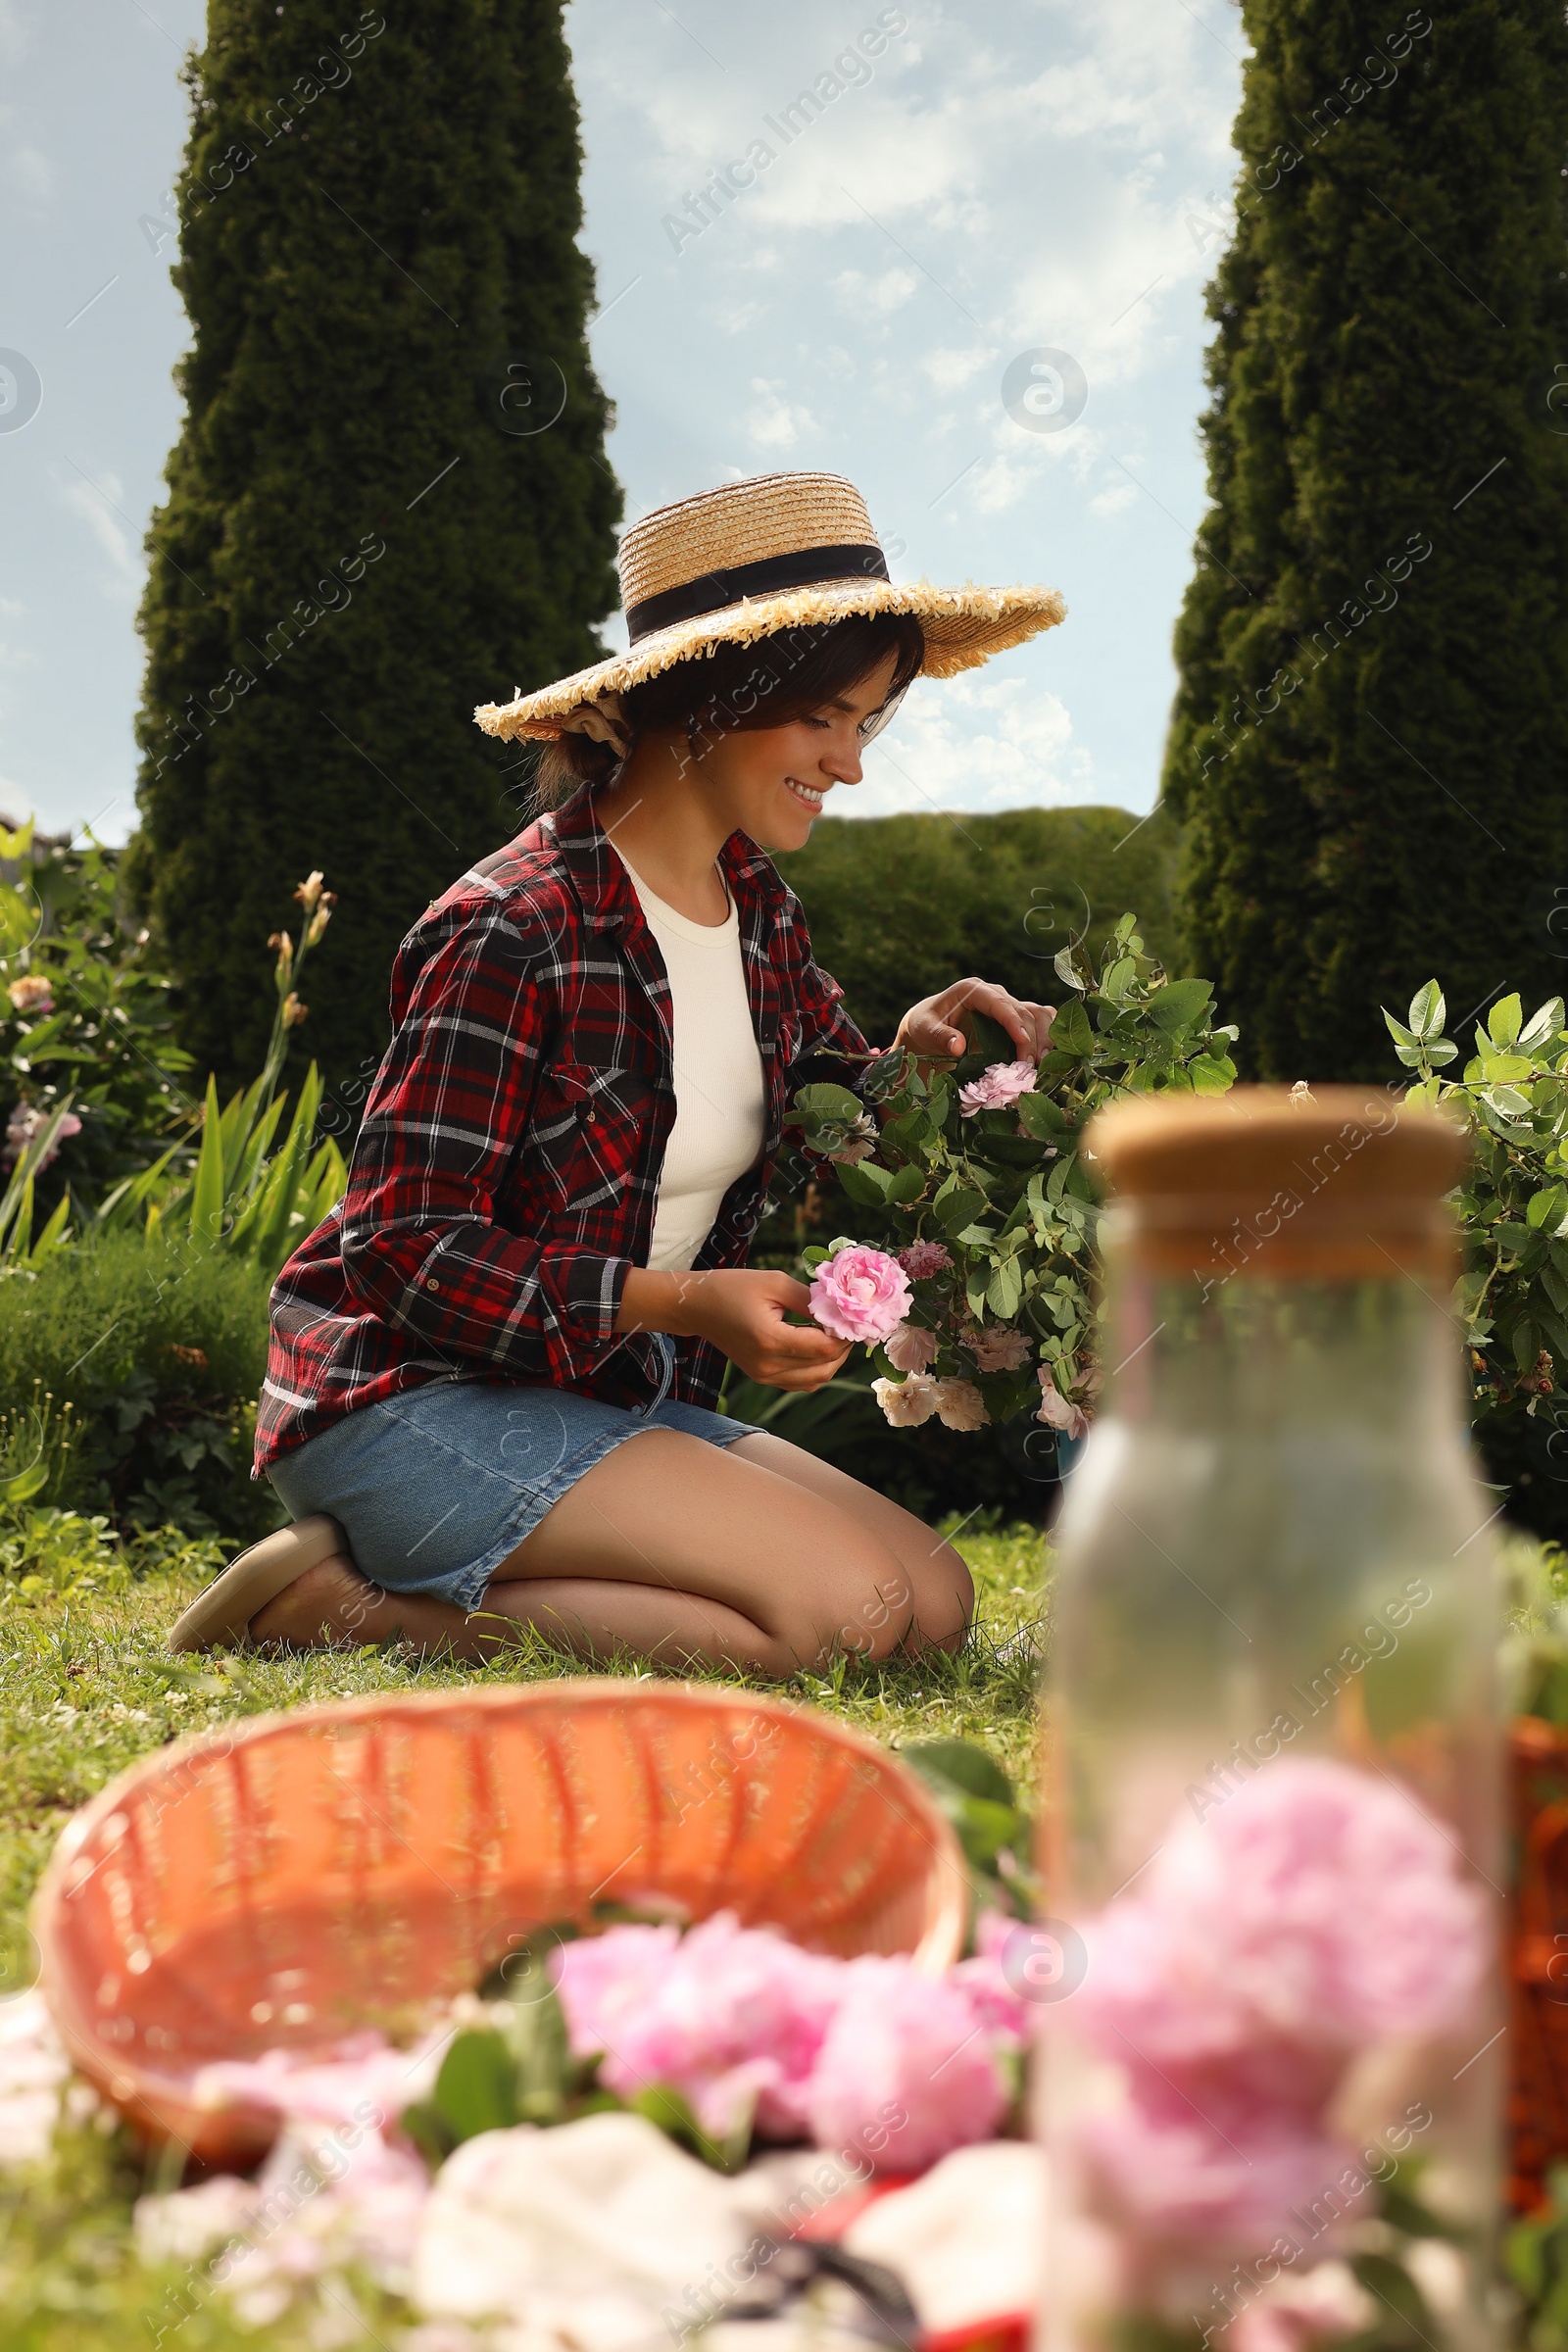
{"left": 0, "top": 1232, "right": 278, "bottom": 1542}
{"left": 775, "top": 805, "right": 1182, "bottom": 1046}
{"left": 0, "top": 822, "right": 193, "bottom": 1217}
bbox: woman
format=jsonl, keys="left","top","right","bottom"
{"left": 172, "top": 469, "right": 1065, "bottom": 1674}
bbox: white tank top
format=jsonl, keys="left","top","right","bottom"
{"left": 619, "top": 856, "right": 767, "bottom": 1274}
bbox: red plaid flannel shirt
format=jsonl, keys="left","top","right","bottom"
{"left": 254, "top": 791, "right": 870, "bottom": 1474}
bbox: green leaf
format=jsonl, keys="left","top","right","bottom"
{"left": 987, "top": 1254, "right": 1024, "bottom": 1319}
{"left": 963, "top": 1007, "right": 1017, "bottom": 1066}
{"left": 1383, "top": 1008, "right": 1419, "bottom": 1050}
{"left": 630, "top": 2082, "right": 753, "bottom": 2174}
{"left": 1529, "top": 1185, "right": 1568, "bottom": 1236}
{"left": 1489, "top": 993, "right": 1523, "bottom": 1049}
{"left": 884, "top": 1161, "right": 925, "bottom": 1204}
{"left": 1521, "top": 998, "right": 1566, "bottom": 1055}
{"left": 429, "top": 2028, "right": 520, "bottom": 2142}
{"left": 1146, "top": 978, "right": 1213, "bottom": 1033}
{"left": 900, "top": 1738, "right": 1013, "bottom": 1807}
{"left": 1016, "top": 1090, "right": 1067, "bottom": 1140}
{"left": 1050, "top": 1000, "right": 1095, "bottom": 1057}
{"left": 1188, "top": 1054, "right": 1237, "bottom": 1096}
{"left": 788, "top": 1081, "right": 862, "bottom": 1122}
{"left": 1053, "top": 944, "right": 1087, "bottom": 993}
{"left": 1407, "top": 980, "right": 1446, "bottom": 1040}
{"left": 836, "top": 1158, "right": 893, "bottom": 1204}
{"left": 0, "top": 1460, "right": 48, "bottom": 1504}
{"left": 934, "top": 1185, "right": 987, "bottom": 1234}
{"left": 189, "top": 1072, "right": 225, "bottom": 1245}
{"left": 1100, "top": 956, "right": 1137, "bottom": 1004}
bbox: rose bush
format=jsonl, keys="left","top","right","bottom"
{"left": 786, "top": 914, "right": 1238, "bottom": 1436}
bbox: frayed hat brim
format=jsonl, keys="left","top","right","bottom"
{"left": 474, "top": 575, "right": 1066, "bottom": 743}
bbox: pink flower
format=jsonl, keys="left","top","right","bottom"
{"left": 7, "top": 975, "right": 52, "bottom": 1016}
{"left": 885, "top": 1321, "right": 938, "bottom": 1374}
{"left": 826, "top": 1112, "right": 879, "bottom": 1165}
{"left": 1074, "top": 1759, "right": 1490, "bottom": 2068}
{"left": 874, "top": 1373, "right": 939, "bottom": 1427}
{"left": 808, "top": 1957, "right": 1007, "bottom": 2174}
{"left": 1233, "top": 2263, "right": 1378, "bottom": 2352}
{"left": 1077, "top": 2058, "right": 1360, "bottom": 2250}
{"left": 552, "top": 1914, "right": 842, "bottom": 2141}
{"left": 899, "top": 1242, "right": 953, "bottom": 1279}
{"left": 931, "top": 1377, "right": 989, "bottom": 1431}
{"left": 1036, "top": 1369, "right": 1088, "bottom": 1441}
{"left": 959, "top": 1320, "right": 1031, "bottom": 1373}
{"left": 949, "top": 1909, "right": 1032, "bottom": 2045}
{"left": 192, "top": 2026, "right": 445, "bottom": 2131}
{"left": 958, "top": 1060, "right": 1038, "bottom": 1118}
{"left": 808, "top": 1246, "right": 912, "bottom": 1347}
{"left": 3, "top": 1104, "right": 81, "bottom": 1171}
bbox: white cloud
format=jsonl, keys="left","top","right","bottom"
{"left": 56, "top": 470, "right": 144, "bottom": 602}
{"left": 852, "top": 672, "right": 1093, "bottom": 817}
{"left": 746, "top": 376, "right": 818, "bottom": 451}
{"left": 922, "top": 345, "right": 995, "bottom": 392}
{"left": 832, "top": 265, "right": 917, "bottom": 316}
{"left": 6, "top": 143, "right": 54, "bottom": 204}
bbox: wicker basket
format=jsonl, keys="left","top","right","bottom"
{"left": 32, "top": 1681, "right": 968, "bottom": 2168}
{"left": 1510, "top": 1714, "right": 1568, "bottom": 2207}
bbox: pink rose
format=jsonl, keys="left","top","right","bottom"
{"left": 7, "top": 975, "right": 52, "bottom": 1016}
{"left": 899, "top": 1242, "right": 953, "bottom": 1279}
{"left": 808, "top": 1957, "right": 1008, "bottom": 2174}
{"left": 958, "top": 1060, "right": 1038, "bottom": 1118}
{"left": 1036, "top": 1369, "right": 1089, "bottom": 1441}
{"left": 931, "top": 1377, "right": 989, "bottom": 1431}
{"left": 874, "top": 1372, "right": 939, "bottom": 1427}
{"left": 552, "top": 1914, "right": 843, "bottom": 2141}
{"left": 950, "top": 1909, "right": 1032, "bottom": 2044}
{"left": 1077, "top": 2057, "right": 1360, "bottom": 2250}
{"left": 1074, "top": 1759, "right": 1490, "bottom": 2067}
{"left": 1233, "top": 2263, "right": 1378, "bottom": 2352}
{"left": 959, "top": 1319, "right": 1031, "bottom": 1373}
{"left": 808, "top": 1246, "right": 911, "bottom": 1347}
{"left": 884, "top": 1321, "right": 938, "bottom": 1374}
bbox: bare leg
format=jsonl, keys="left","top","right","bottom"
{"left": 250, "top": 1428, "right": 970, "bottom": 1670}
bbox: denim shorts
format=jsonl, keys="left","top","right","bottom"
{"left": 268, "top": 1341, "right": 760, "bottom": 1613}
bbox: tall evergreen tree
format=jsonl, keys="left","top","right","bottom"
{"left": 134, "top": 0, "right": 620, "bottom": 1091}
{"left": 1163, "top": 1, "right": 1568, "bottom": 1079}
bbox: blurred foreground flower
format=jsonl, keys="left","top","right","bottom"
{"left": 6, "top": 975, "right": 52, "bottom": 1016}
{"left": 4, "top": 1102, "right": 80, "bottom": 1170}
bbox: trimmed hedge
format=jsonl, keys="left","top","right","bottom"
{"left": 775, "top": 804, "right": 1182, "bottom": 1044}
{"left": 0, "top": 1235, "right": 278, "bottom": 1540}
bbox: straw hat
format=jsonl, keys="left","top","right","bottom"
{"left": 473, "top": 468, "right": 1066, "bottom": 747}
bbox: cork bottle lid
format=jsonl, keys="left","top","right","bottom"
{"left": 1086, "top": 1088, "right": 1467, "bottom": 1200}
{"left": 1084, "top": 1088, "right": 1468, "bottom": 1280}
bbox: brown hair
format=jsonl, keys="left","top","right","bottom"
{"left": 527, "top": 610, "right": 925, "bottom": 811}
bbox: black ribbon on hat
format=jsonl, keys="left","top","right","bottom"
{"left": 625, "top": 542, "right": 889, "bottom": 643}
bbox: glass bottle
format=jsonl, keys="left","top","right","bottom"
{"left": 1040, "top": 1090, "right": 1501, "bottom": 2352}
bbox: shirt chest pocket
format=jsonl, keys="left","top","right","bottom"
{"left": 528, "top": 1061, "right": 660, "bottom": 1210}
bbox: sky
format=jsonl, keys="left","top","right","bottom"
{"left": 0, "top": 0, "right": 1244, "bottom": 845}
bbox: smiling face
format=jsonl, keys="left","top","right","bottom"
{"left": 690, "top": 648, "right": 903, "bottom": 852}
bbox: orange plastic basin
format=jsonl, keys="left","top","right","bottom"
{"left": 32, "top": 1680, "right": 968, "bottom": 2167}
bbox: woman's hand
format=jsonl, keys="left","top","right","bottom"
{"left": 618, "top": 1267, "right": 850, "bottom": 1391}
{"left": 895, "top": 979, "right": 1055, "bottom": 1062}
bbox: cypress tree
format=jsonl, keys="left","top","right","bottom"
{"left": 1162, "top": 1, "right": 1568, "bottom": 1079}
{"left": 134, "top": 0, "right": 619, "bottom": 1092}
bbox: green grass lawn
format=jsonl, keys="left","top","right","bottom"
{"left": 0, "top": 1509, "right": 1049, "bottom": 2352}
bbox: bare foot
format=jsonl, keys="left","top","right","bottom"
{"left": 248, "top": 1555, "right": 390, "bottom": 1650}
